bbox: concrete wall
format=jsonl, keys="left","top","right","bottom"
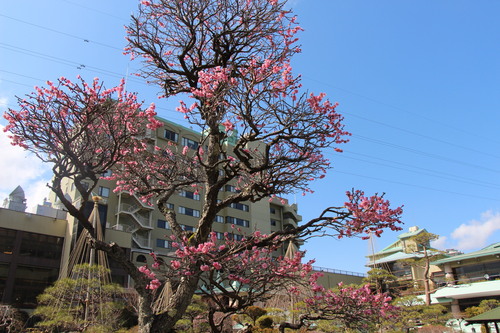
{"left": 0, "top": 208, "right": 67, "bottom": 237}
{"left": 314, "top": 267, "right": 365, "bottom": 289}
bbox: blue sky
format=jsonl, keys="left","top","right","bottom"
{"left": 1, "top": 0, "right": 499, "bottom": 274}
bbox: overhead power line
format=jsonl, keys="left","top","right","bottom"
{"left": 353, "top": 134, "right": 500, "bottom": 175}
{"left": 0, "top": 13, "right": 123, "bottom": 51}
{"left": 303, "top": 74, "right": 500, "bottom": 146}
{"left": 333, "top": 170, "right": 500, "bottom": 202}
{"left": 0, "top": 43, "right": 144, "bottom": 85}
{"left": 335, "top": 151, "right": 500, "bottom": 191}
{"left": 344, "top": 111, "right": 500, "bottom": 160}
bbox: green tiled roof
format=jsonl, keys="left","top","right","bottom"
{"left": 377, "top": 242, "right": 403, "bottom": 254}
{"left": 432, "top": 242, "right": 500, "bottom": 265}
{"left": 367, "top": 251, "right": 422, "bottom": 266}
{"left": 397, "top": 228, "right": 426, "bottom": 239}
{"left": 369, "top": 227, "right": 425, "bottom": 257}
{"left": 466, "top": 306, "right": 500, "bottom": 323}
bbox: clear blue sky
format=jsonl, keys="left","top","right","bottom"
{"left": 1, "top": 0, "right": 499, "bottom": 274}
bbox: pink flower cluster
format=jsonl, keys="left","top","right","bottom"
{"left": 138, "top": 265, "right": 162, "bottom": 290}
{"left": 304, "top": 283, "right": 397, "bottom": 328}
{"left": 191, "top": 67, "right": 237, "bottom": 100}
{"left": 143, "top": 231, "right": 316, "bottom": 297}
{"left": 342, "top": 190, "right": 403, "bottom": 239}
{"left": 4, "top": 76, "right": 161, "bottom": 162}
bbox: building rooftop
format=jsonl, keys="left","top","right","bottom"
{"left": 431, "top": 280, "right": 500, "bottom": 302}
{"left": 397, "top": 226, "right": 426, "bottom": 240}
{"left": 367, "top": 250, "right": 423, "bottom": 266}
{"left": 432, "top": 242, "right": 500, "bottom": 265}
{"left": 368, "top": 226, "right": 428, "bottom": 259}
{"left": 466, "top": 306, "right": 500, "bottom": 323}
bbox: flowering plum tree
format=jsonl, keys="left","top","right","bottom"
{"left": 119, "top": 0, "right": 403, "bottom": 330}
{"left": 3, "top": 76, "right": 162, "bottom": 312}
{"left": 4, "top": 0, "right": 404, "bottom": 332}
{"left": 4, "top": 76, "right": 159, "bottom": 235}
{"left": 278, "top": 283, "right": 398, "bottom": 332}
{"left": 143, "top": 231, "right": 316, "bottom": 332}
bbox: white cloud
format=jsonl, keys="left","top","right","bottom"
{"left": 0, "top": 96, "right": 8, "bottom": 109}
{"left": 24, "top": 179, "right": 52, "bottom": 213}
{"left": 0, "top": 125, "right": 52, "bottom": 212}
{"left": 449, "top": 211, "right": 500, "bottom": 250}
{"left": 431, "top": 235, "right": 448, "bottom": 250}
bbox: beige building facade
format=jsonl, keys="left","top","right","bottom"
{"left": 0, "top": 207, "right": 69, "bottom": 308}
{"left": 48, "top": 117, "right": 303, "bottom": 285}
{"left": 0, "top": 118, "right": 365, "bottom": 309}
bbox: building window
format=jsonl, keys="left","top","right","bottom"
{"left": 98, "top": 186, "right": 110, "bottom": 197}
{"left": 12, "top": 265, "right": 59, "bottom": 308}
{"left": 164, "top": 129, "right": 178, "bottom": 142}
{"left": 230, "top": 202, "right": 249, "bottom": 212}
{"left": 178, "top": 206, "right": 200, "bottom": 218}
{"left": 215, "top": 232, "right": 224, "bottom": 240}
{"left": 166, "top": 203, "right": 174, "bottom": 210}
{"left": 224, "top": 233, "right": 243, "bottom": 241}
{"left": 225, "top": 185, "right": 240, "bottom": 193}
{"left": 270, "top": 207, "right": 276, "bottom": 214}
{"left": 180, "top": 190, "right": 200, "bottom": 200}
{"left": 271, "top": 219, "right": 278, "bottom": 226}
{"left": 214, "top": 215, "right": 224, "bottom": 223}
{"left": 157, "top": 219, "right": 170, "bottom": 229}
{"left": 181, "top": 224, "right": 196, "bottom": 232}
{"left": 226, "top": 216, "right": 250, "bottom": 228}
{"left": 156, "top": 239, "right": 172, "bottom": 249}
{"left": 102, "top": 170, "right": 113, "bottom": 178}
{"left": 182, "top": 137, "right": 199, "bottom": 150}
{"left": 136, "top": 254, "right": 147, "bottom": 263}
{"left": 0, "top": 228, "right": 16, "bottom": 254}
{"left": 19, "top": 232, "right": 64, "bottom": 261}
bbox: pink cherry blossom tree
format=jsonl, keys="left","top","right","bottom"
{"left": 3, "top": 76, "right": 163, "bottom": 315}
{"left": 4, "top": 0, "right": 404, "bottom": 332}
{"left": 278, "top": 283, "right": 399, "bottom": 332}
{"left": 120, "top": 1, "right": 403, "bottom": 330}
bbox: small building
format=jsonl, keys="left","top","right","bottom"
{"left": 431, "top": 242, "right": 500, "bottom": 316}
{"left": 0, "top": 207, "right": 71, "bottom": 309}
{"left": 366, "top": 226, "right": 443, "bottom": 290}
{"left": 2, "top": 186, "right": 27, "bottom": 213}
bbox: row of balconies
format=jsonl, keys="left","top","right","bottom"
{"left": 113, "top": 191, "right": 299, "bottom": 252}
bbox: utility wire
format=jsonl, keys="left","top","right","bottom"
{"left": 333, "top": 170, "right": 500, "bottom": 202}
{"left": 334, "top": 152, "right": 500, "bottom": 191}
{"left": 60, "top": 0, "right": 128, "bottom": 22}
{"left": 340, "top": 150, "right": 500, "bottom": 190}
{"left": 0, "top": 13, "right": 123, "bottom": 51}
{"left": 343, "top": 110, "right": 500, "bottom": 160}
{"left": 3, "top": 5, "right": 499, "bottom": 150}
{"left": 303, "top": 74, "right": 500, "bottom": 146}
{"left": 0, "top": 43, "right": 144, "bottom": 84}
{"left": 353, "top": 134, "right": 500, "bottom": 175}
{"left": 4, "top": 6, "right": 499, "bottom": 153}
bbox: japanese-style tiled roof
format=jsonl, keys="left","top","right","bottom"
{"left": 432, "top": 242, "right": 500, "bottom": 265}
{"left": 367, "top": 251, "right": 423, "bottom": 266}
{"left": 466, "top": 306, "right": 500, "bottom": 323}
{"left": 397, "top": 227, "right": 426, "bottom": 239}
